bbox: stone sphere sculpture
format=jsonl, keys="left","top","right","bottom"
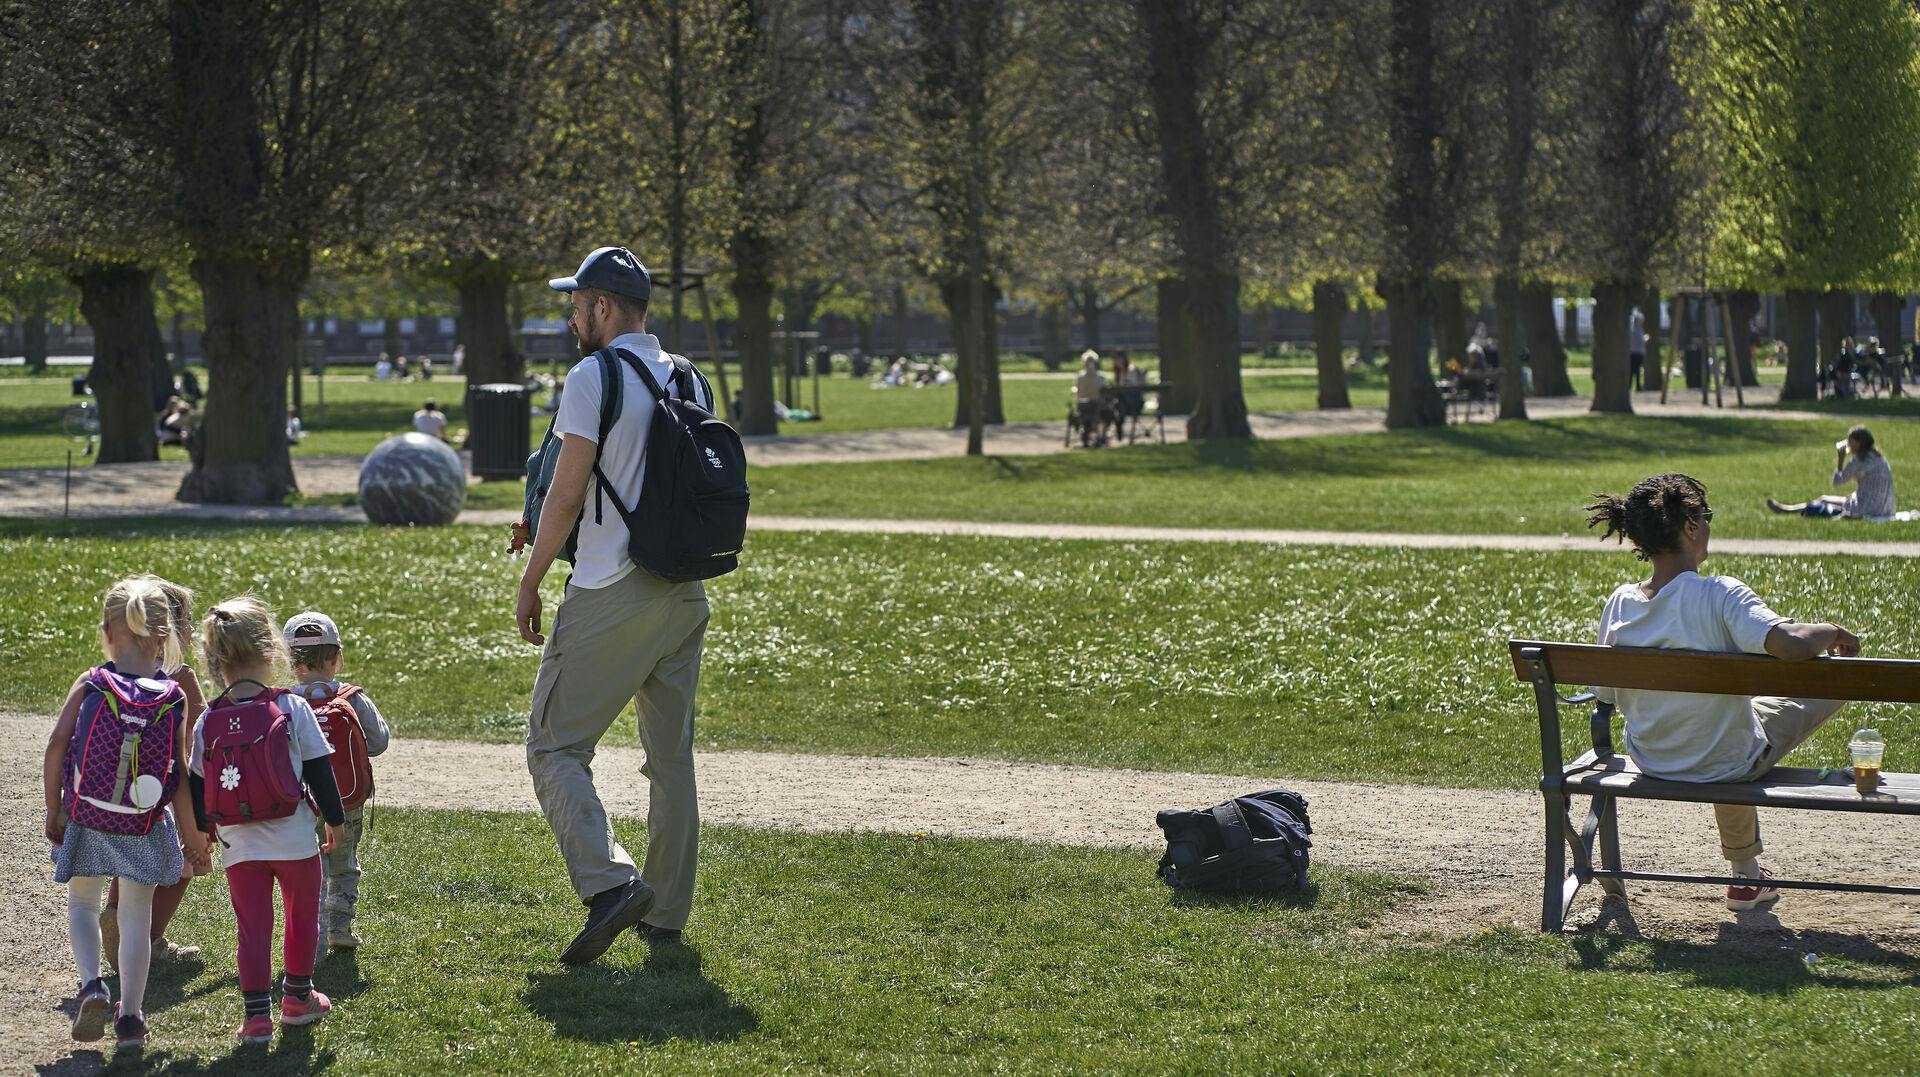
{"left": 359, "top": 433, "right": 467, "bottom": 526}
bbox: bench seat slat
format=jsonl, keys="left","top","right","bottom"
{"left": 1558, "top": 752, "right": 1920, "bottom": 814}
{"left": 1510, "top": 640, "right": 1920, "bottom": 702}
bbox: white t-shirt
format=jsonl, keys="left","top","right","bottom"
{"left": 1075, "top": 370, "right": 1106, "bottom": 403}
{"left": 413, "top": 409, "right": 448, "bottom": 438}
{"left": 191, "top": 691, "right": 332, "bottom": 866}
{"left": 1594, "top": 572, "right": 1789, "bottom": 782}
{"left": 553, "top": 332, "right": 714, "bottom": 590}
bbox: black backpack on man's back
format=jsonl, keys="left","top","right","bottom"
{"left": 598, "top": 348, "right": 748, "bottom": 581}
{"left": 524, "top": 346, "right": 748, "bottom": 580}
{"left": 1156, "top": 789, "right": 1312, "bottom": 894}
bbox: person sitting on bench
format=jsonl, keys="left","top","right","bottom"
{"left": 1766, "top": 425, "right": 1896, "bottom": 519}
{"left": 1073, "top": 352, "right": 1107, "bottom": 448}
{"left": 1586, "top": 472, "right": 1862, "bottom": 910}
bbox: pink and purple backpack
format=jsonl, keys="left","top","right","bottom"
{"left": 63, "top": 666, "right": 186, "bottom": 836}
{"left": 200, "top": 680, "right": 307, "bottom": 826}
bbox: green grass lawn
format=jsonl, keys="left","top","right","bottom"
{"left": 93, "top": 807, "right": 1920, "bottom": 1074}
{"left": 4, "top": 521, "right": 1914, "bottom": 787}
{"left": 746, "top": 414, "right": 1920, "bottom": 542}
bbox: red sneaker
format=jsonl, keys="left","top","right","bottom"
{"left": 1726, "top": 868, "right": 1781, "bottom": 910}
{"left": 235, "top": 1014, "right": 274, "bottom": 1044}
{"left": 280, "top": 989, "right": 331, "bottom": 1027}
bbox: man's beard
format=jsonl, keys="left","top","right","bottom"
{"left": 574, "top": 308, "right": 598, "bottom": 357}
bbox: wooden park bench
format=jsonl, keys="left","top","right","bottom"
{"left": 1509, "top": 640, "right": 1920, "bottom": 932}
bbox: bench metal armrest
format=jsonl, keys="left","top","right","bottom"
{"left": 1557, "top": 691, "right": 1595, "bottom": 707}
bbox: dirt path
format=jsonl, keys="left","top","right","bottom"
{"left": 7, "top": 710, "right": 1919, "bottom": 1072}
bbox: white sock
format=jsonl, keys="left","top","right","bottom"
{"left": 66, "top": 877, "right": 105, "bottom": 989}
{"left": 116, "top": 882, "right": 156, "bottom": 1016}
{"left": 1731, "top": 858, "right": 1761, "bottom": 878}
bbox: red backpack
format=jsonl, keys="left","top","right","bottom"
{"left": 307, "top": 684, "right": 374, "bottom": 812}
{"left": 63, "top": 666, "right": 186, "bottom": 836}
{"left": 201, "top": 680, "right": 307, "bottom": 825}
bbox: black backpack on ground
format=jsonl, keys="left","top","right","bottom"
{"left": 597, "top": 348, "right": 748, "bottom": 581}
{"left": 1156, "top": 789, "right": 1312, "bottom": 894}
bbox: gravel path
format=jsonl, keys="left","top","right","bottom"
{"left": 6, "top": 708, "right": 1919, "bottom": 1071}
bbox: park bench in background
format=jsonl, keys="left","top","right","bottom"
{"left": 1440, "top": 369, "right": 1500, "bottom": 422}
{"left": 1509, "top": 640, "right": 1920, "bottom": 932}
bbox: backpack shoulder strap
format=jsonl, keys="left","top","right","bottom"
{"left": 616, "top": 346, "right": 671, "bottom": 403}
{"left": 1209, "top": 800, "right": 1254, "bottom": 852}
{"left": 213, "top": 678, "right": 271, "bottom": 706}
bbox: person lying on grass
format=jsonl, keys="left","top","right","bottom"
{"left": 1765, "top": 424, "right": 1896, "bottom": 519}
{"left": 1587, "top": 472, "right": 1861, "bottom": 912}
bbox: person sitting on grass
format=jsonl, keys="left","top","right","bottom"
{"left": 413, "top": 400, "right": 448, "bottom": 441}
{"left": 1765, "top": 425, "right": 1895, "bottom": 519}
{"left": 1587, "top": 473, "right": 1861, "bottom": 912}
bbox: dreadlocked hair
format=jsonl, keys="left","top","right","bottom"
{"left": 1584, "top": 473, "right": 1709, "bottom": 562}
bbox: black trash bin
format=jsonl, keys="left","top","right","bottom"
{"left": 468, "top": 382, "right": 531, "bottom": 480}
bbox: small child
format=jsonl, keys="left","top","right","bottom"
{"left": 1588, "top": 473, "right": 1861, "bottom": 910}
{"left": 103, "top": 576, "right": 208, "bottom": 971}
{"left": 284, "top": 610, "right": 391, "bottom": 951}
{"left": 192, "top": 597, "right": 346, "bottom": 1044}
{"left": 44, "top": 576, "right": 210, "bottom": 1050}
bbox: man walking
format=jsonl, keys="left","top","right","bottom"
{"left": 513, "top": 246, "right": 715, "bottom": 964}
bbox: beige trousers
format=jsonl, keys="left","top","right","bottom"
{"left": 526, "top": 569, "right": 709, "bottom": 929}
{"left": 1712, "top": 696, "right": 1848, "bottom": 861}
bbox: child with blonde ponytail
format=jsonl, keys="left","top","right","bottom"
{"left": 44, "top": 576, "right": 210, "bottom": 1050}
{"left": 102, "top": 577, "right": 207, "bottom": 972}
{"left": 191, "top": 596, "right": 345, "bottom": 1045}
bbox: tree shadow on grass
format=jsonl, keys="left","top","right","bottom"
{"left": 1167, "top": 879, "right": 1323, "bottom": 910}
{"left": 522, "top": 943, "right": 758, "bottom": 1046}
{"left": 1568, "top": 900, "right": 1920, "bottom": 994}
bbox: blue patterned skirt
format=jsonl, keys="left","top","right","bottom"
{"left": 52, "top": 810, "right": 185, "bottom": 886}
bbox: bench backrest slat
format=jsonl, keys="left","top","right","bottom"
{"left": 1509, "top": 640, "right": 1920, "bottom": 703}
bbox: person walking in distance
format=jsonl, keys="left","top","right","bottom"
{"left": 512, "top": 246, "right": 716, "bottom": 963}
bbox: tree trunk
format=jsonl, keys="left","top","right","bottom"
{"left": 855, "top": 311, "right": 875, "bottom": 357}
{"left": 892, "top": 284, "right": 910, "bottom": 355}
{"left": 940, "top": 275, "right": 1004, "bottom": 427}
{"left": 1155, "top": 276, "right": 1194, "bottom": 414}
{"left": 1521, "top": 281, "right": 1574, "bottom": 395}
{"left": 74, "top": 264, "right": 163, "bottom": 465}
{"left": 1356, "top": 296, "right": 1375, "bottom": 366}
{"left": 1380, "top": 276, "right": 1444, "bottom": 428}
{"left": 1727, "top": 290, "right": 1761, "bottom": 387}
{"left": 171, "top": 311, "right": 189, "bottom": 373}
{"left": 729, "top": 270, "right": 778, "bottom": 436}
{"left": 1494, "top": 273, "right": 1527, "bottom": 419}
{"left": 1871, "top": 291, "right": 1905, "bottom": 394}
{"left": 177, "top": 254, "right": 304, "bottom": 503}
{"left": 1039, "top": 298, "right": 1068, "bottom": 372}
{"left": 1434, "top": 279, "right": 1469, "bottom": 374}
{"left": 1562, "top": 298, "right": 1580, "bottom": 348}
{"left": 1639, "top": 287, "right": 1664, "bottom": 393}
{"left": 1819, "top": 288, "right": 1851, "bottom": 378}
{"left": 1079, "top": 281, "right": 1102, "bottom": 351}
{"left": 457, "top": 267, "right": 523, "bottom": 386}
{"left": 1589, "top": 280, "right": 1635, "bottom": 414}
{"left": 1312, "top": 281, "right": 1350, "bottom": 410}
{"left": 1184, "top": 269, "right": 1249, "bottom": 439}
{"left": 1780, "top": 289, "right": 1819, "bottom": 400}
{"left": 24, "top": 292, "right": 50, "bottom": 373}
{"left": 383, "top": 316, "right": 402, "bottom": 362}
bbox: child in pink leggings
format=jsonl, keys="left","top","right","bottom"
{"left": 191, "top": 597, "right": 344, "bottom": 1045}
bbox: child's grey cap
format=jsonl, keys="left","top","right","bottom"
{"left": 283, "top": 611, "right": 341, "bottom": 648}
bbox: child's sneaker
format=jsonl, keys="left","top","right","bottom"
{"left": 114, "top": 1006, "right": 147, "bottom": 1049}
{"left": 1726, "top": 868, "right": 1781, "bottom": 910}
{"left": 153, "top": 936, "right": 202, "bottom": 961}
{"left": 329, "top": 925, "right": 362, "bottom": 950}
{"left": 71, "top": 979, "right": 112, "bottom": 1042}
{"left": 280, "top": 989, "right": 332, "bottom": 1027}
{"left": 235, "top": 1015, "right": 274, "bottom": 1044}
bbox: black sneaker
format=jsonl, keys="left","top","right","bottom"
{"left": 560, "top": 879, "right": 654, "bottom": 965}
{"left": 114, "top": 1007, "right": 148, "bottom": 1050}
{"left": 72, "top": 978, "right": 112, "bottom": 1042}
{"left": 634, "top": 922, "right": 683, "bottom": 945}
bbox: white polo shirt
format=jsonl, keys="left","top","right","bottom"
{"left": 554, "top": 332, "right": 714, "bottom": 590}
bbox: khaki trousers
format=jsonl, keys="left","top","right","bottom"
{"left": 1712, "top": 696, "right": 1848, "bottom": 861}
{"left": 526, "top": 569, "right": 709, "bottom": 929}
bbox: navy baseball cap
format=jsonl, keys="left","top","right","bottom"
{"left": 548, "top": 246, "right": 652, "bottom": 302}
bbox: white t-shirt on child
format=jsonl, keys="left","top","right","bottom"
{"left": 1594, "top": 571, "right": 1789, "bottom": 782}
{"left": 192, "top": 691, "right": 332, "bottom": 866}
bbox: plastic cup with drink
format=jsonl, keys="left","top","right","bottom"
{"left": 1849, "top": 727, "right": 1885, "bottom": 794}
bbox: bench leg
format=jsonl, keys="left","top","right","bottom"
{"left": 1542, "top": 789, "right": 1577, "bottom": 932}
{"left": 1596, "top": 796, "right": 1626, "bottom": 897}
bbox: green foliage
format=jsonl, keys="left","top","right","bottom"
{"left": 1690, "top": 0, "right": 1920, "bottom": 291}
